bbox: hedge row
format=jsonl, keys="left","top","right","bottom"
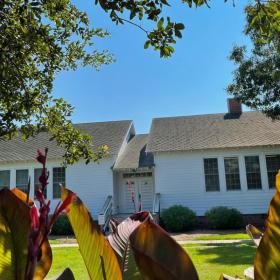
{"left": 161, "top": 205, "right": 244, "bottom": 232}
{"left": 49, "top": 205, "right": 244, "bottom": 235}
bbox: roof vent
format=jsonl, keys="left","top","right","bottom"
{"left": 227, "top": 98, "right": 242, "bottom": 114}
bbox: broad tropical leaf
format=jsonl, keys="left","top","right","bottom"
{"left": 61, "top": 186, "right": 122, "bottom": 280}
{"left": 107, "top": 212, "right": 151, "bottom": 279}
{"left": 0, "top": 188, "right": 31, "bottom": 280}
{"left": 246, "top": 224, "right": 263, "bottom": 247}
{"left": 51, "top": 268, "right": 75, "bottom": 280}
{"left": 11, "top": 187, "right": 53, "bottom": 280}
{"left": 34, "top": 238, "right": 53, "bottom": 280}
{"left": 129, "top": 219, "right": 199, "bottom": 280}
{"left": 11, "top": 187, "right": 34, "bottom": 206}
{"left": 254, "top": 170, "right": 280, "bottom": 279}
{"left": 107, "top": 212, "right": 151, "bottom": 257}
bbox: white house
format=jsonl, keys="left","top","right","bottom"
{"left": 1, "top": 99, "right": 280, "bottom": 227}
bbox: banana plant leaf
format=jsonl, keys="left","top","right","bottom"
{"left": 107, "top": 212, "right": 151, "bottom": 279}
{"left": 50, "top": 268, "right": 75, "bottom": 280}
{"left": 254, "top": 170, "right": 280, "bottom": 279}
{"left": 107, "top": 212, "right": 151, "bottom": 257}
{"left": 246, "top": 224, "right": 263, "bottom": 247}
{"left": 129, "top": 219, "right": 199, "bottom": 280}
{"left": 11, "top": 187, "right": 53, "bottom": 280}
{"left": 0, "top": 188, "right": 31, "bottom": 280}
{"left": 61, "top": 186, "right": 122, "bottom": 280}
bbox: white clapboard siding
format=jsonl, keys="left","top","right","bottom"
{"left": 154, "top": 146, "right": 280, "bottom": 216}
{"left": 0, "top": 157, "right": 115, "bottom": 219}
{"left": 66, "top": 158, "right": 115, "bottom": 219}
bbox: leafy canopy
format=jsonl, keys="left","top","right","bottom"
{"left": 228, "top": 1, "right": 280, "bottom": 119}
{"left": 0, "top": 0, "right": 113, "bottom": 164}
{"left": 1, "top": 0, "right": 272, "bottom": 164}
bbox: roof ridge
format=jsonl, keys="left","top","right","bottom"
{"left": 74, "top": 120, "right": 132, "bottom": 125}
{"left": 151, "top": 111, "right": 259, "bottom": 121}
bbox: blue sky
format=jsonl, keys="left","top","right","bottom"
{"left": 53, "top": 0, "right": 251, "bottom": 133}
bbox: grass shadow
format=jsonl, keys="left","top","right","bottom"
{"left": 194, "top": 244, "right": 256, "bottom": 266}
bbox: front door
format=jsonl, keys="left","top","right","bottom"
{"left": 119, "top": 172, "right": 154, "bottom": 213}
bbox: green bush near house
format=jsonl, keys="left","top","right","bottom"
{"left": 205, "top": 206, "right": 244, "bottom": 230}
{"left": 51, "top": 214, "right": 73, "bottom": 235}
{"left": 161, "top": 205, "right": 197, "bottom": 232}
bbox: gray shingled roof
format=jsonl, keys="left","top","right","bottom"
{"left": 0, "top": 120, "right": 132, "bottom": 162}
{"left": 114, "top": 134, "right": 154, "bottom": 170}
{"left": 146, "top": 112, "right": 280, "bottom": 152}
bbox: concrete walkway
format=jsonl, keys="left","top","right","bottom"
{"left": 50, "top": 239, "right": 252, "bottom": 248}
{"left": 51, "top": 243, "right": 78, "bottom": 248}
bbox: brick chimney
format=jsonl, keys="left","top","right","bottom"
{"left": 227, "top": 98, "right": 242, "bottom": 114}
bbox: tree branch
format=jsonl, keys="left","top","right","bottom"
{"left": 116, "top": 16, "right": 149, "bottom": 35}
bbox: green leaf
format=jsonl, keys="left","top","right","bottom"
{"left": 175, "top": 30, "right": 182, "bottom": 38}
{"left": 0, "top": 188, "right": 31, "bottom": 280}
{"left": 144, "top": 41, "right": 150, "bottom": 49}
{"left": 254, "top": 171, "right": 280, "bottom": 279}
{"left": 175, "top": 23, "right": 185, "bottom": 30}
{"left": 157, "top": 17, "right": 164, "bottom": 29}
{"left": 54, "top": 268, "right": 75, "bottom": 280}
{"left": 129, "top": 219, "right": 199, "bottom": 280}
{"left": 61, "top": 187, "right": 122, "bottom": 280}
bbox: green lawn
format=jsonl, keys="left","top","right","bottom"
{"left": 49, "top": 239, "right": 76, "bottom": 245}
{"left": 194, "top": 233, "right": 250, "bottom": 241}
{"left": 46, "top": 243, "right": 256, "bottom": 280}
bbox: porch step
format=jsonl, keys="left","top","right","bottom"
{"left": 112, "top": 213, "right": 159, "bottom": 224}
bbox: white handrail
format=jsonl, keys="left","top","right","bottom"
{"left": 153, "top": 193, "right": 160, "bottom": 214}
{"left": 98, "top": 195, "right": 113, "bottom": 232}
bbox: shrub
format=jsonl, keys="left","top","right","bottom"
{"left": 205, "top": 206, "right": 244, "bottom": 229}
{"left": 50, "top": 214, "right": 73, "bottom": 235}
{"left": 161, "top": 205, "right": 197, "bottom": 232}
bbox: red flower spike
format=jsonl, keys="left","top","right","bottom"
{"left": 30, "top": 206, "right": 40, "bottom": 231}
{"left": 36, "top": 149, "right": 47, "bottom": 165}
{"left": 35, "top": 187, "right": 44, "bottom": 203}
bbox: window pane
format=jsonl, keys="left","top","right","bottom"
{"left": 53, "top": 167, "right": 65, "bottom": 199}
{"left": 204, "top": 158, "right": 220, "bottom": 191}
{"left": 245, "top": 156, "right": 262, "bottom": 190}
{"left": 34, "top": 168, "right": 47, "bottom": 198}
{"left": 224, "top": 158, "right": 241, "bottom": 190}
{"left": 16, "top": 169, "right": 29, "bottom": 194}
{"left": 266, "top": 155, "right": 280, "bottom": 189}
{"left": 0, "top": 170, "right": 10, "bottom": 190}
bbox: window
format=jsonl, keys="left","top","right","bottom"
{"left": 53, "top": 167, "right": 65, "bottom": 199}
{"left": 204, "top": 158, "right": 220, "bottom": 191}
{"left": 123, "top": 172, "right": 153, "bottom": 178}
{"left": 0, "top": 170, "right": 10, "bottom": 190}
{"left": 16, "top": 169, "right": 29, "bottom": 193}
{"left": 34, "top": 168, "right": 47, "bottom": 198}
{"left": 224, "top": 157, "right": 241, "bottom": 190}
{"left": 245, "top": 156, "right": 262, "bottom": 189}
{"left": 266, "top": 155, "right": 280, "bottom": 189}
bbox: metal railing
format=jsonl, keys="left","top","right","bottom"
{"left": 98, "top": 195, "right": 113, "bottom": 233}
{"left": 153, "top": 193, "right": 160, "bottom": 214}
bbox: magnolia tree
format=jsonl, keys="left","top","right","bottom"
{"left": 0, "top": 149, "right": 280, "bottom": 279}
{"left": 1, "top": 0, "right": 279, "bottom": 165}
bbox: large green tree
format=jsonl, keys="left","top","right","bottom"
{"left": 228, "top": 1, "right": 280, "bottom": 119}
{"left": 1, "top": 0, "right": 273, "bottom": 164}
